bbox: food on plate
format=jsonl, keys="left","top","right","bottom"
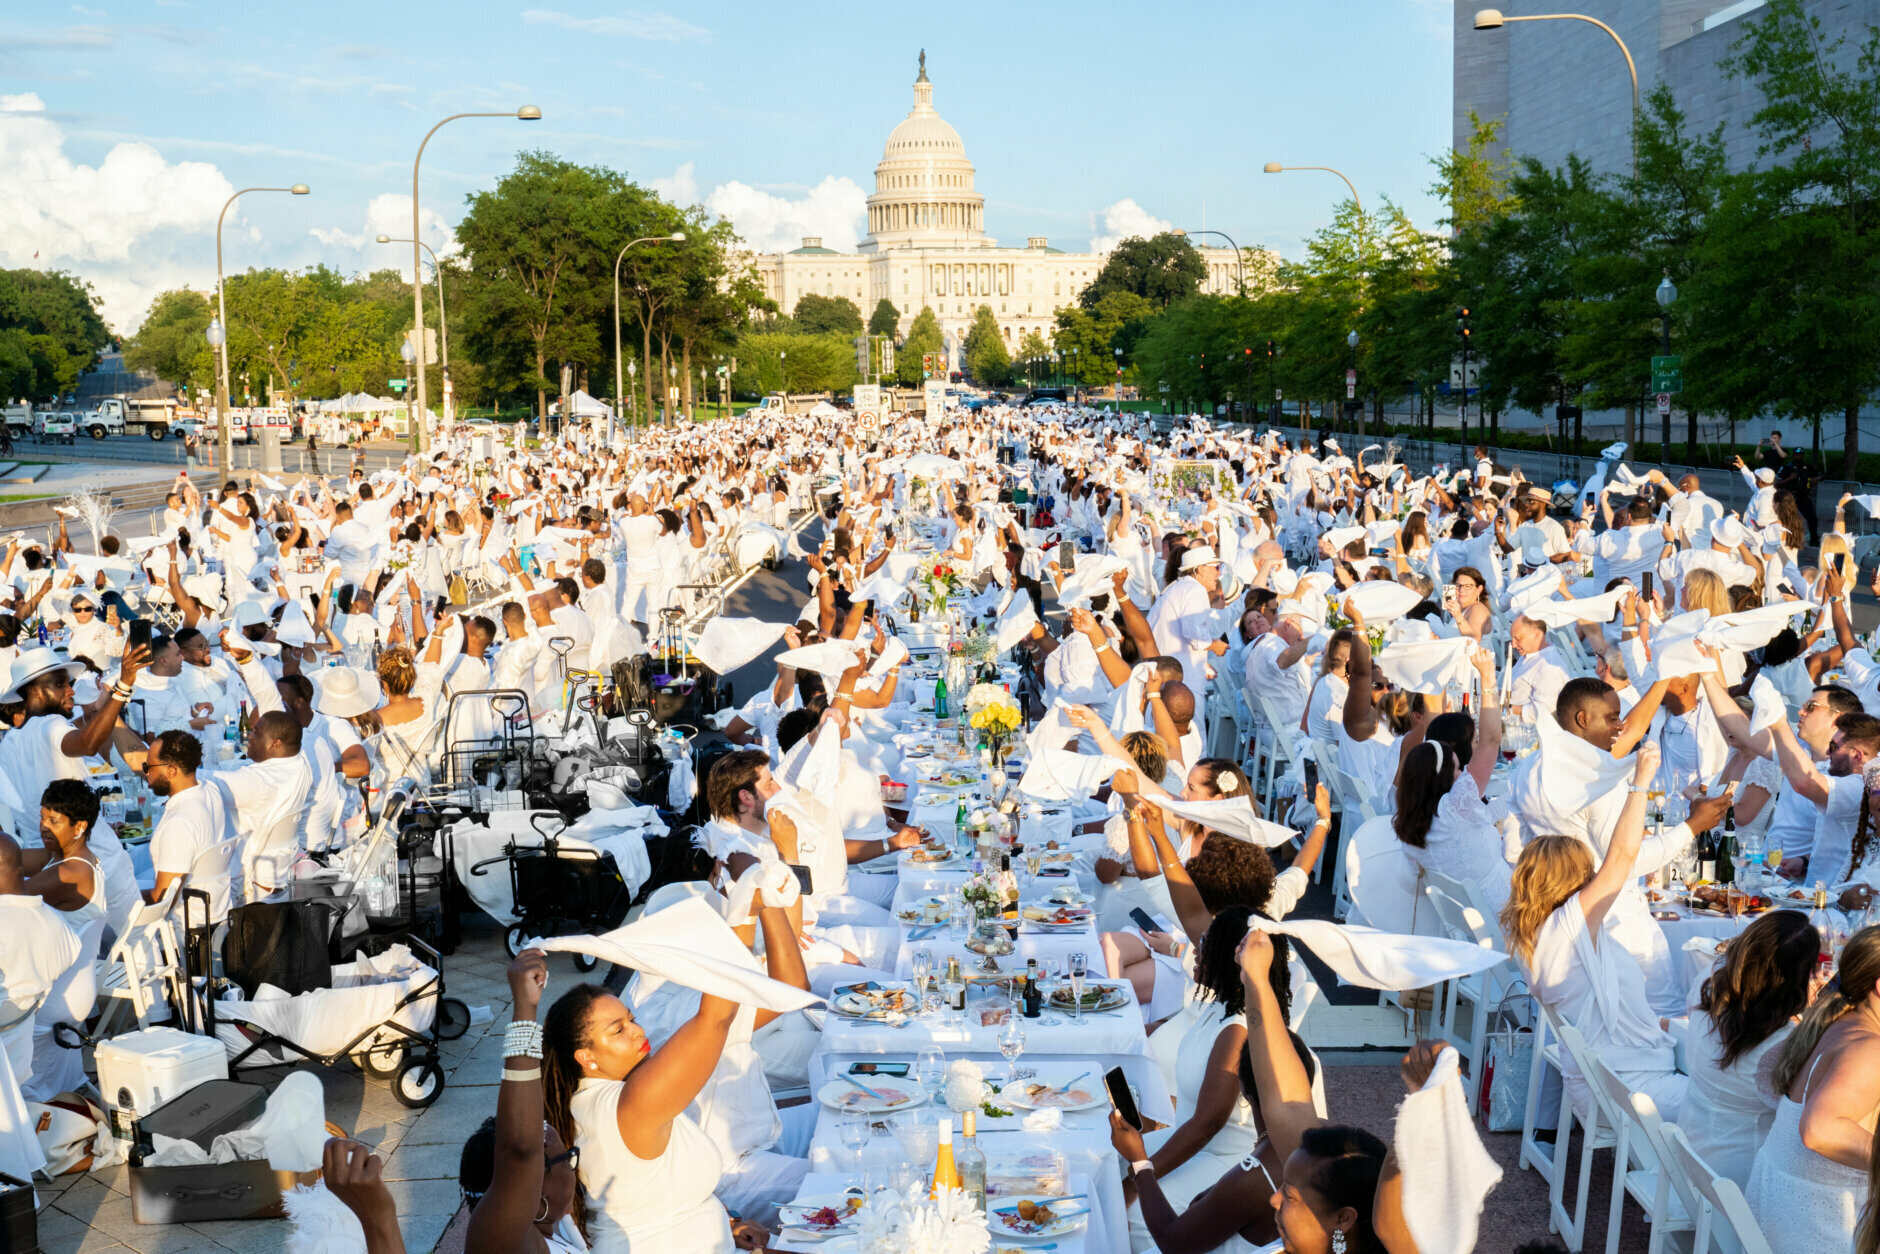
{"left": 833, "top": 1085, "right": 912, "bottom": 1109}
{"left": 1020, "top": 1082, "right": 1094, "bottom": 1108}
{"left": 836, "top": 986, "right": 914, "bottom": 1017}
{"left": 996, "top": 1200, "right": 1061, "bottom": 1234}
{"left": 1021, "top": 905, "right": 1092, "bottom": 925}
{"left": 784, "top": 1198, "right": 864, "bottom": 1230}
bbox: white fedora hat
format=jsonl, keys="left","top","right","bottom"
{"left": 1179, "top": 544, "right": 1222, "bottom": 573}
{"left": 1, "top": 646, "right": 85, "bottom": 703}
{"left": 313, "top": 667, "right": 382, "bottom": 719}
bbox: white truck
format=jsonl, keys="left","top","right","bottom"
{"left": 70, "top": 398, "right": 127, "bottom": 440}
{"left": 1, "top": 404, "right": 31, "bottom": 440}
{"left": 33, "top": 410, "right": 76, "bottom": 443}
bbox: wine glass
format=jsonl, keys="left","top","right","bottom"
{"left": 916, "top": 1045, "right": 947, "bottom": 1104}
{"left": 911, "top": 948, "right": 934, "bottom": 1013}
{"left": 1067, "top": 952, "right": 1088, "bottom": 1022}
{"left": 998, "top": 1016, "right": 1027, "bottom": 1085}
{"left": 840, "top": 1110, "right": 872, "bottom": 1187}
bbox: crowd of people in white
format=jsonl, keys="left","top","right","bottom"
{"left": 8, "top": 402, "right": 1880, "bottom": 1254}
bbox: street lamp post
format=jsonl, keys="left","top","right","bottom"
{"left": 1182, "top": 229, "right": 1246, "bottom": 295}
{"left": 613, "top": 232, "right": 686, "bottom": 445}
{"left": 1657, "top": 270, "right": 1678, "bottom": 453}
{"left": 212, "top": 184, "right": 310, "bottom": 473}
{"left": 407, "top": 107, "right": 540, "bottom": 454}
{"left": 1113, "top": 347, "right": 1123, "bottom": 410}
{"left": 377, "top": 234, "right": 450, "bottom": 424}
{"left": 1473, "top": 10, "right": 1638, "bottom": 178}
{"left": 1346, "top": 329, "right": 1361, "bottom": 435}
{"left": 399, "top": 340, "right": 416, "bottom": 441}
{"left": 1263, "top": 163, "right": 1364, "bottom": 241}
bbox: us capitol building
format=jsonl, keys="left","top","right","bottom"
{"left": 748, "top": 53, "right": 1254, "bottom": 371}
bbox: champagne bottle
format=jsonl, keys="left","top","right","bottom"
{"left": 1716, "top": 804, "right": 1737, "bottom": 886}
{"left": 931, "top": 1118, "right": 962, "bottom": 1196}
{"left": 956, "top": 1109, "right": 988, "bottom": 1210}
{"left": 1697, "top": 827, "right": 1716, "bottom": 883}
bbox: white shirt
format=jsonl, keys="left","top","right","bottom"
{"left": 149, "top": 781, "right": 236, "bottom": 923}
{"left": 0, "top": 714, "right": 88, "bottom": 833}
{"left": 0, "top": 893, "right": 82, "bottom": 1080}
{"left": 216, "top": 753, "right": 314, "bottom": 889}
{"left": 1807, "top": 772, "right": 1867, "bottom": 889}
{"left": 1245, "top": 634, "right": 1310, "bottom": 735}
{"left": 323, "top": 519, "right": 377, "bottom": 588}
{"left": 1509, "top": 647, "right": 1571, "bottom": 720}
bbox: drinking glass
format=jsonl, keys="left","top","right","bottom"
{"left": 840, "top": 1111, "right": 872, "bottom": 1189}
{"left": 915, "top": 1046, "right": 947, "bottom": 1104}
{"left": 999, "top": 1016, "right": 1029, "bottom": 1083}
{"left": 1068, "top": 952, "right": 1088, "bottom": 1021}
{"left": 911, "top": 948, "right": 934, "bottom": 1014}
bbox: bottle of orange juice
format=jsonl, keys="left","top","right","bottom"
{"left": 931, "top": 1116, "right": 961, "bottom": 1195}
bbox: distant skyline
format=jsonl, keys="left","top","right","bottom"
{"left": 0, "top": 1, "right": 1455, "bottom": 332}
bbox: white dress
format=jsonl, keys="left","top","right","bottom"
{"left": 571, "top": 1077, "right": 733, "bottom": 1254}
{"left": 1678, "top": 1013, "right": 1786, "bottom": 1191}
{"left": 1128, "top": 1006, "right": 1260, "bottom": 1252}
{"left": 1405, "top": 773, "right": 1515, "bottom": 915}
{"left": 1744, "top": 1057, "right": 1865, "bottom": 1254}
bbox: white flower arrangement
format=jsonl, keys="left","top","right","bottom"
{"left": 944, "top": 1058, "right": 987, "bottom": 1112}
{"left": 860, "top": 1183, "right": 990, "bottom": 1254}
{"left": 964, "top": 682, "right": 1007, "bottom": 713}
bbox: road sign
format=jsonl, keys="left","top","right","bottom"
{"left": 1274, "top": 389, "right": 1283, "bottom": 401}
{"left": 389, "top": 378, "right": 407, "bottom": 394}
{"left": 1449, "top": 357, "right": 1479, "bottom": 389}
{"left": 1656, "top": 392, "right": 1671, "bottom": 416}
{"left": 1345, "top": 369, "right": 1356, "bottom": 400}
{"left": 1651, "top": 354, "right": 1682, "bottom": 393}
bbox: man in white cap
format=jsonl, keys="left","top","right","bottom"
{"left": 1147, "top": 543, "right": 1230, "bottom": 733}
{"left": 0, "top": 642, "right": 150, "bottom": 832}
{"left": 1733, "top": 454, "right": 1779, "bottom": 529}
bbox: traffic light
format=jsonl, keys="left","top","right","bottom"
{"left": 1457, "top": 307, "right": 1472, "bottom": 343}
{"left": 1244, "top": 347, "right": 1252, "bottom": 358}
{"left": 1266, "top": 339, "right": 1276, "bottom": 358}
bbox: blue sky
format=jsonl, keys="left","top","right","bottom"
{"left": 0, "top": 1, "right": 1456, "bottom": 332}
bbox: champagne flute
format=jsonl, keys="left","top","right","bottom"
{"left": 1068, "top": 951, "right": 1088, "bottom": 1022}
{"left": 916, "top": 1045, "right": 947, "bottom": 1104}
{"left": 911, "top": 948, "right": 934, "bottom": 1014}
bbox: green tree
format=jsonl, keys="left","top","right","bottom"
{"left": 1432, "top": 112, "right": 1518, "bottom": 233}
{"left": 868, "top": 298, "right": 900, "bottom": 337}
{"left": 1080, "top": 232, "right": 1206, "bottom": 310}
{"left": 0, "top": 269, "right": 108, "bottom": 398}
{"left": 792, "top": 293, "right": 863, "bottom": 335}
{"left": 895, "top": 307, "right": 944, "bottom": 386}
{"left": 730, "top": 332, "right": 857, "bottom": 395}
{"left": 124, "top": 289, "right": 214, "bottom": 394}
{"left": 1709, "top": 0, "right": 1880, "bottom": 471}
{"left": 1053, "top": 290, "right": 1153, "bottom": 387}
{"left": 1015, "top": 329, "right": 1051, "bottom": 383}
{"left": 963, "top": 305, "right": 1011, "bottom": 387}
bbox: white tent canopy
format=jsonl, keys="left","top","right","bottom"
{"left": 566, "top": 389, "right": 615, "bottom": 418}
{"left": 807, "top": 400, "right": 841, "bottom": 419}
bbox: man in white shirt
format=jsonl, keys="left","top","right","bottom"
{"left": 1766, "top": 709, "right": 1880, "bottom": 907}
{"left": 0, "top": 645, "right": 149, "bottom": 835}
{"left": 1146, "top": 545, "right": 1229, "bottom": 732}
{"left": 1733, "top": 458, "right": 1780, "bottom": 529}
{"left": 64, "top": 593, "right": 124, "bottom": 669}
{"left": 1767, "top": 685, "right": 1864, "bottom": 875}
{"left": 1244, "top": 614, "right": 1312, "bottom": 735}
{"left": 143, "top": 729, "right": 236, "bottom": 925}
{"left": 322, "top": 501, "right": 376, "bottom": 592}
{"left": 216, "top": 710, "right": 314, "bottom": 895}
{"left": 0, "top": 833, "right": 84, "bottom": 1086}
{"left": 1506, "top": 615, "right": 1572, "bottom": 724}
{"left": 130, "top": 633, "right": 215, "bottom": 747}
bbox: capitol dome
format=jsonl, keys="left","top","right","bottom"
{"left": 862, "top": 52, "right": 991, "bottom": 253}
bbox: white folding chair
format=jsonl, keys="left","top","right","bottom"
{"left": 1657, "top": 1124, "right": 1776, "bottom": 1254}
{"left": 1421, "top": 884, "right": 1498, "bottom": 1082}
{"left": 1545, "top": 1017, "right": 1622, "bottom": 1252}
{"left": 1626, "top": 1092, "right": 1704, "bottom": 1254}
{"left": 93, "top": 879, "right": 186, "bottom": 1036}
{"left": 29, "top": 915, "right": 104, "bottom": 1101}
{"left": 1581, "top": 1049, "right": 1689, "bottom": 1254}
{"left": 1252, "top": 690, "right": 1300, "bottom": 818}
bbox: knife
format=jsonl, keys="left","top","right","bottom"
{"left": 838, "top": 1072, "right": 888, "bottom": 1101}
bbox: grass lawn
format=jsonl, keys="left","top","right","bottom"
{"left": 0, "top": 493, "right": 53, "bottom": 503}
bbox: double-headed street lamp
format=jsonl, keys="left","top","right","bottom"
{"left": 407, "top": 106, "right": 540, "bottom": 453}
{"left": 377, "top": 234, "right": 449, "bottom": 421}
{"left": 210, "top": 184, "right": 310, "bottom": 471}
{"left": 1473, "top": 10, "right": 1638, "bottom": 178}
{"left": 613, "top": 232, "right": 687, "bottom": 445}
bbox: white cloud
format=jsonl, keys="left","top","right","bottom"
{"left": 521, "top": 8, "right": 708, "bottom": 41}
{"left": 0, "top": 91, "right": 233, "bottom": 330}
{"left": 650, "top": 160, "right": 699, "bottom": 206}
{"left": 308, "top": 192, "right": 458, "bottom": 262}
{"left": 1089, "top": 198, "right": 1175, "bottom": 254}
{"left": 649, "top": 165, "right": 865, "bottom": 253}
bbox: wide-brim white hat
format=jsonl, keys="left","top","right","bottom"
{"left": 1179, "top": 544, "right": 1222, "bottom": 572}
{"left": 1, "top": 646, "right": 85, "bottom": 703}
{"left": 313, "top": 666, "right": 382, "bottom": 719}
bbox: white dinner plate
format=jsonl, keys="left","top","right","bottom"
{"left": 815, "top": 1079, "right": 925, "bottom": 1114}
{"left": 999, "top": 1080, "right": 1106, "bottom": 1112}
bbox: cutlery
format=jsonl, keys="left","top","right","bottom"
{"left": 1052, "top": 1069, "right": 1091, "bottom": 1095}
{"left": 839, "top": 1073, "right": 888, "bottom": 1101}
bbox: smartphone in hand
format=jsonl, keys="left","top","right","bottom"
{"left": 1106, "top": 1066, "right": 1143, "bottom": 1131}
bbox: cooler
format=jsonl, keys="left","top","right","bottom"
{"left": 94, "top": 1028, "right": 230, "bottom": 1125}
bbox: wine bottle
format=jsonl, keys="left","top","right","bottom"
{"left": 1716, "top": 805, "right": 1737, "bottom": 886}
{"left": 931, "top": 1118, "right": 962, "bottom": 1196}
{"left": 1697, "top": 827, "right": 1716, "bottom": 883}
{"left": 956, "top": 1110, "right": 988, "bottom": 1210}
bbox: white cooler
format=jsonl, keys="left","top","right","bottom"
{"left": 94, "top": 1027, "right": 230, "bottom": 1122}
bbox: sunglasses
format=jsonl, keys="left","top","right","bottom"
{"left": 545, "top": 1145, "right": 579, "bottom": 1171}
{"left": 72, "top": 606, "right": 94, "bottom": 615}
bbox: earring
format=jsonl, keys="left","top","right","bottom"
{"left": 1331, "top": 1230, "right": 1347, "bottom": 1254}
{"left": 535, "top": 1198, "right": 551, "bottom": 1224}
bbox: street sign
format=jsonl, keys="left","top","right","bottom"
{"left": 1449, "top": 357, "right": 1479, "bottom": 389}
{"left": 1651, "top": 354, "right": 1682, "bottom": 393}
{"left": 1656, "top": 392, "right": 1671, "bottom": 416}
{"left": 389, "top": 378, "right": 407, "bottom": 394}
{"left": 1345, "top": 369, "right": 1356, "bottom": 400}
{"left": 1274, "top": 389, "right": 1283, "bottom": 401}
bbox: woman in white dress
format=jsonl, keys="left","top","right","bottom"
{"left": 1681, "top": 909, "right": 1816, "bottom": 1191}
{"left": 1125, "top": 905, "right": 1302, "bottom": 1252}
{"left": 1744, "top": 924, "right": 1880, "bottom": 1254}
{"left": 542, "top": 977, "right": 740, "bottom": 1254}
{"left": 1392, "top": 660, "right": 1513, "bottom": 916}
{"left": 1302, "top": 631, "right": 1352, "bottom": 745}
{"left": 1502, "top": 742, "right": 1686, "bottom": 1120}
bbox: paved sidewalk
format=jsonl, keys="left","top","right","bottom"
{"left": 35, "top": 920, "right": 535, "bottom": 1254}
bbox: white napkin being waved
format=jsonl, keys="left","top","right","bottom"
{"left": 531, "top": 897, "right": 822, "bottom": 1013}
{"left": 1248, "top": 916, "right": 1508, "bottom": 990}
{"left": 1017, "top": 748, "right": 1138, "bottom": 802}
{"left": 996, "top": 598, "right": 1039, "bottom": 653}
{"left": 1749, "top": 672, "right": 1789, "bottom": 735}
{"left": 1394, "top": 1045, "right": 1503, "bottom": 1254}
{"left": 1342, "top": 581, "right": 1422, "bottom": 623}
{"left": 1520, "top": 586, "right": 1630, "bottom": 629}
{"left": 776, "top": 639, "right": 868, "bottom": 689}
{"left": 1155, "top": 795, "right": 1296, "bottom": 848}
{"left": 721, "top": 857, "right": 801, "bottom": 927}
{"left": 1696, "top": 601, "right": 1817, "bottom": 652}
{"left": 694, "top": 616, "right": 791, "bottom": 676}
{"left": 1373, "top": 636, "right": 1478, "bottom": 697}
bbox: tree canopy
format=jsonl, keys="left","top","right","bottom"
{"left": 1080, "top": 232, "right": 1206, "bottom": 310}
